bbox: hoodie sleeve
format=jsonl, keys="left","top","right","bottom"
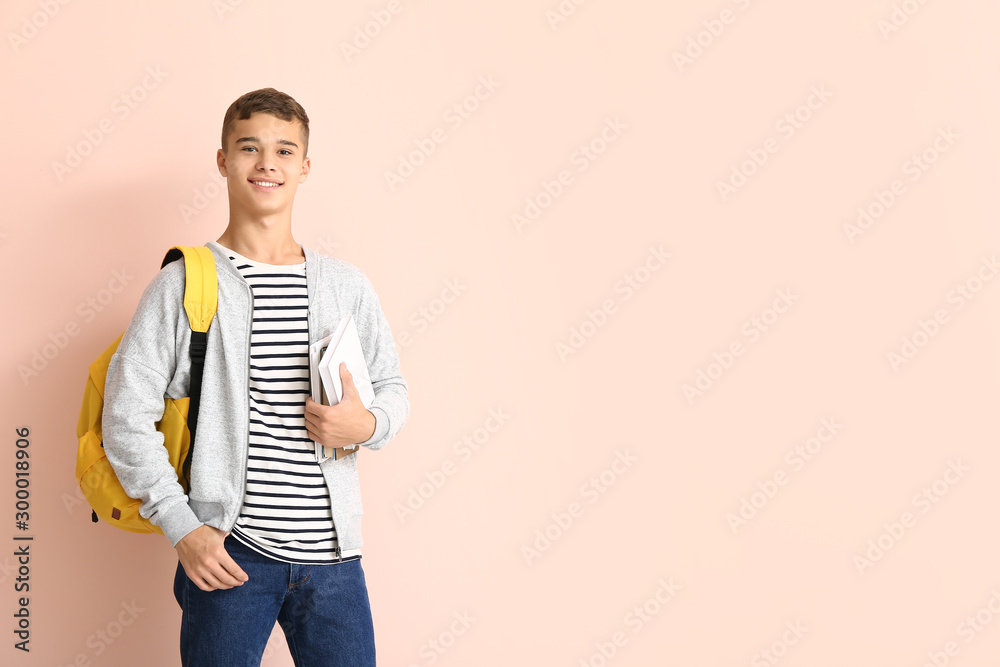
{"left": 101, "top": 262, "right": 205, "bottom": 547}
{"left": 352, "top": 271, "right": 410, "bottom": 451}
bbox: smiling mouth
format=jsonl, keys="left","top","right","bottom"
{"left": 249, "top": 179, "right": 283, "bottom": 188}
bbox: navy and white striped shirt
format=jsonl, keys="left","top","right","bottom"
{"left": 220, "top": 245, "right": 362, "bottom": 564}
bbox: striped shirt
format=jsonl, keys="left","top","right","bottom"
{"left": 221, "top": 245, "right": 362, "bottom": 564}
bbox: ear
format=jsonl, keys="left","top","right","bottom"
{"left": 217, "top": 148, "right": 228, "bottom": 177}
{"left": 298, "top": 156, "right": 311, "bottom": 183}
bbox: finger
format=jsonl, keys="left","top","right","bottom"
{"left": 195, "top": 569, "right": 227, "bottom": 592}
{"left": 203, "top": 574, "right": 237, "bottom": 592}
{"left": 306, "top": 397, "right": 336, "bottom": 418}
{"left": 340, "top": 363, "right": 358, "bottom": 398}
{"left": 207, "top": 557, "right": 246, "bottom": 588}
{"left": 303, "top": 412, "right": 323, "bottom": 433}
{"left": 214, "top": 540, "right": 247, "bottom": 579}
{"left": 304, "top": 416, "right": 326, "bottom": 441}
{"left": 223, "top": 554, "right": 249, "bottom": 583}
{"left": 193, "top": 579, "right": 215, "bottom": 592}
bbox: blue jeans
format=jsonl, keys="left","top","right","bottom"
{"left": 172, "top": 534, "right": 376, "bottom": 666}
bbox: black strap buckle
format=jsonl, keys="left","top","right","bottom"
{"left": 189, "top": 331, "right": 208, "bottom": 364}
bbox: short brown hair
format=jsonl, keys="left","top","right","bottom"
{"left": 220, "top": 88, "right": 310, "bottom": 153}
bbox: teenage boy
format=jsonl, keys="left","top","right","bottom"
{"left": 102, "top": 88, "right": 409, "bottom": 667}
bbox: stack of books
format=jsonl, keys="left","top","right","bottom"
{"left": 308, "top": 314, "right": 376, "bottom": 461}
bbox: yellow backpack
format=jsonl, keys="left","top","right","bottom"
{"left": 75, "top": 246, "right": 217, "bottom": 534}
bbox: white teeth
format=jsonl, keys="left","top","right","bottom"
{"left": 252, "top": 181, "right": 280, "bottom": 187}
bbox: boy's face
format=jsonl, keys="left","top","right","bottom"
{"left": 216, "top": 112, "right": 310, "bottom": 220}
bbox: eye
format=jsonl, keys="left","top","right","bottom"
{"left": 279, "top": 149, "right": 292, "bottom": 155}
{"left": 241, "top": 146, "right": 258, "bottom": 152}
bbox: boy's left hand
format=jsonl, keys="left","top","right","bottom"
{"left": 304, "top": 362, "right": 377, "bottom": 448}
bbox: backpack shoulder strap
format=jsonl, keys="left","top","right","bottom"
{"left": 161, "top": 246, "right": 217, "bottom": 333}
{"left": 161, "top": 245, "right": 217, "bottom": 488}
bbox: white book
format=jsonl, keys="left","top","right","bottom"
{"left": 319, "top": 315, "right": 375, "bottom": 407}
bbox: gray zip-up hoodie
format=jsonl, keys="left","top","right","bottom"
{"left": 102, "top": 241, "right": 409, "bottom": 551}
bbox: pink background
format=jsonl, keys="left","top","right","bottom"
{"left": 3, "top": 1, "right": 1000, "bottom": 665}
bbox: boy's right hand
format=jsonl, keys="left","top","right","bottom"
{"left": 175, "top": 524, "right": 249, "bottom": 591}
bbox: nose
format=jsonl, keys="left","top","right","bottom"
{"left": 255, "top": 150, "right": 276, "bottom": 172}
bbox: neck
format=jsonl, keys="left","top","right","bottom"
{"left": 216, "top": 217, "right": 304, "bottom": 265}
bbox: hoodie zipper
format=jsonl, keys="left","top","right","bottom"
{"left": 228, "top": 277, "right": 254, "bottom": 533}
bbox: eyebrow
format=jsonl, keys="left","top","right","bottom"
{"left": 234, "top": 136, "right": 299, "bottom": 149}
